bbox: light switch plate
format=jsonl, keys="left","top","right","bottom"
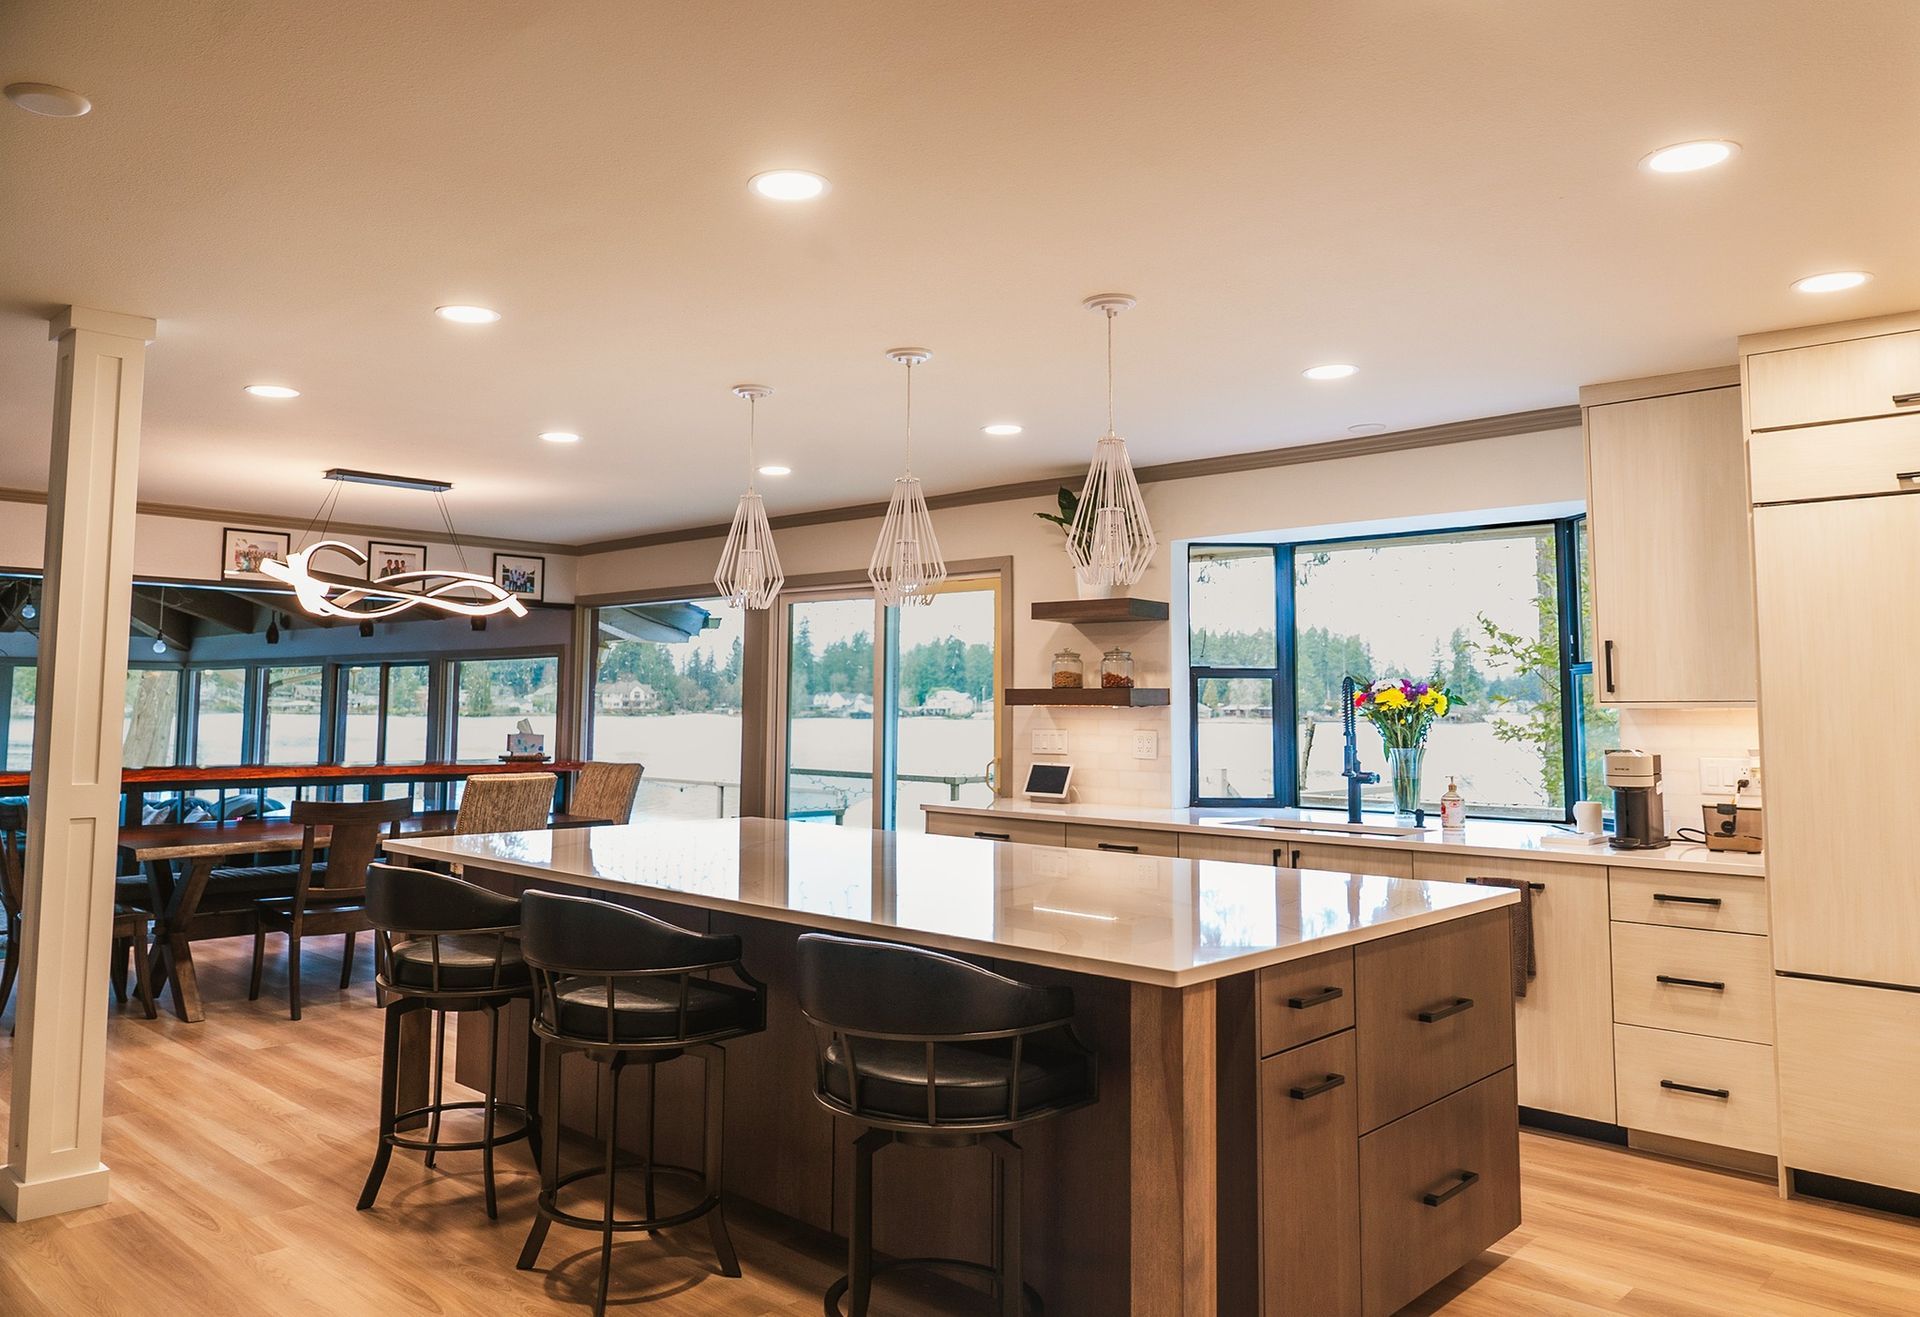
{"left": 1132, "top": 730, "right": 1158, "bottom": 760}
{"left": 1699, "top": 756, "right": 1746, "bottom": 796}
{"left": 1031, "top": 729, "right": 1067, "bottom": 755}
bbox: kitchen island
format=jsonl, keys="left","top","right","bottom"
{"left": 386, "top": 818, "right": 1521, "bottom": 1316}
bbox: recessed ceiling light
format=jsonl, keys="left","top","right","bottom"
{"left": 244, "top": 384, "right": 300, "bottom": 398}
{"left": 749, "top": 170, "right": 829, "bottom": 201}
{"left": 1347, "top": 422, "right": 1388, "bottom": 436}
{"left": 1791, "top": 270, "right": 1872, "bottom": 294}
{"left": 1303, "top": 363, "right": 1359, "bottom": 381}
{"left": 981, "top": 423, "right": 1023, "bottom": 436}
{"left": 538, "top": 431, "right": 580, "bottom": 444}
{"left": 1640, "top": 139, "right": 1740, "bottom": 174}
{"left": 435, "top": 304, "right": 501, "bottom": 324}
{"left": 758, "top": 464, "right": 792, "bottom": 477}
{"left": 5, "top": 82, "right": 91, "bottom": 117}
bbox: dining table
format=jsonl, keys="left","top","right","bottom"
{"left": 117, "top": 810, "right": 606, "bottom": 1022}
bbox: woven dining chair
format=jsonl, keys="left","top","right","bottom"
{"left": 570, "top": 762, "right": 644, "bottom": 824}
{"left": 453, "top": 773, "right": 557, "bottom": 834}
{"left": 1, "top": 803, "right": 156, "bottom": 1021}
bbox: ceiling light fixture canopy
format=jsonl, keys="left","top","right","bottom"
{"left": 259, "top": 469, "right": 527, "bottom": 621}
{"left": 714, "top": 385, "right": 786, "bottom": 610}
{"left": 869, "top": 349, "right": 947, "bottom": 607}
{"left": 4, "top": 82, "right": 91, "bottom": 117}
{"left": 1066, "top": 295, "right": 1157, "bottom": 592}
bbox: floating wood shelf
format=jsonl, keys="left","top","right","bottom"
{"left": 1030, "top": 597, "right": 1170, "bottom": 624}
{"left": 1004, "top": 687, "right": 1171, "bottom": 707}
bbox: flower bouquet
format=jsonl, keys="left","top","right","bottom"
{"left": 1352, "top": 678, "right": 1454, "bottom": 817}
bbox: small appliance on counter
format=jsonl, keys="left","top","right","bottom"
{"left": 1702, "top": 757, "right": 1764, "bottom": 852}
{"left": 1604, "top": 749, "right": 1667, "bottom": 850}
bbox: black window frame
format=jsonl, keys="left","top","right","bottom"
{"left": 1188, "top": 514, "right": 1595, "bottom": 821}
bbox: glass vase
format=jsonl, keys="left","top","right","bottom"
{"left": 1387, "top": 745, "right": 1425, "bottom": 820}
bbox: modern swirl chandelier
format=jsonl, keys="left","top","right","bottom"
{"left": 259, "top": 469, "right": 528, "bottom": 621}
{"left": 1067, "top": 294, "right": 1157, "bottom": 590}
{"left": 713, "top": 384, "right": 785, "bottom": 610}
{"left": 868, "top": 348, "right": 947, "bottom": 607}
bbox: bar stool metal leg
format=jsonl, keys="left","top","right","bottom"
{"left": 596, "top": 1056, "right": 624, "bottom": 1317}
{"left": 516, "top": 1035, "right": 560, "bottom": 1270}
{"left": 992, "top": 1135, "right": 1024, "bottom": 1317}
{"left": 357, "top": 999, "right": 407, "bottom": 1210}
{"left": 481, "top": 1001, "right": 501, "bottom": 1220}
{"left": 642, "top": 1060, "right": 658, "bottom": 1232}
{"left": 702, "top": 1044, "right": 740, "bottom": 1277}
{"left": 424, "top": 1007, "right": 447, "bottom": 1168}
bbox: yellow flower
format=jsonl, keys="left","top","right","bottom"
{"left": 1433, "top": 693, "right": 1449, "bottom": 716}
{"left": 1374, "top": 687, "right": 1409, "bottom": 709}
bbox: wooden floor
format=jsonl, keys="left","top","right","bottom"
{"left": 2, "top": 939, "right": 1919, "bottom": 1316}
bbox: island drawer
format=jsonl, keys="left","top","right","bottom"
{"left": 1610, "top": 868, "right": 1768, "bottom": 935}
{"left": 1748, "top": 412, "right": 1920, "bottom": 504}
{"left": 1257, "top": 947, "right": 1355, "bottom": 1057}
{"left": 1610, "top": 923, "right": 1774, "bottom": 1044}
{"left": 1260, "top": 1030, "right": 1361, "bottom": 1316}
{"left": 1614, "top": 1024, "right": 1778, "bottom": 1155}
{"left": 1354, "top": 911, "right": 1516, "bottom": 1132}
{"left": 928, "top": 815, "right": 1068, "bottom": 848}
{"left": 1358, "top": 1066, "right": 1520, "bottom": 1317}
{"left": 1063, "top": 823, "right": 1180, "bottom": 858}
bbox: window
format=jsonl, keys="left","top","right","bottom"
{"left": 4, "top": 663, "right": 34, "bottom": 772}
{"left": 589, "top": 599, "right": 745, "bottom": 819}
{"left": 452, "top": 656, "right": 559, "bottom": 762}
{"left": 261, "top": 665, "right": 324, "bottom": 764}
{"left": 122, "top": 668, "right": 181, "bottom": 768}
{"left": 1188, "top": 518, "right": 1599, "bottom": 820}
{"left": 339, "top": 663, "right": 431, "bottom": 765}
{"left": 890, "top": 581, "right": 1000, "bottom": 828}
{"left": 191, "top": 667, "right": 246, "bottom": 765}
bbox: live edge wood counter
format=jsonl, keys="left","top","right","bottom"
{"left": 385, "top": 819, "right": 1521, "bottom": 1317}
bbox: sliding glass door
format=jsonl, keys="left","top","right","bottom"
{"left": 889, "top": 579, "right": 1000, "bottom": 830}
{"left": 784, "top": 593, "right": 880, "bottom": 826}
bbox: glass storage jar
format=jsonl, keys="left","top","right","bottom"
{"left": 1051, "top": 648, "right": 1083, "bottom": 689}
{"left": 1101, "top": 647, "right": 1135, "bottom": 689}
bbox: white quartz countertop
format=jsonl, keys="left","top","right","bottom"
{"left": 383, "top": 817, "right": 1517, "bottom": 989}
{"left": 921, "top": 801, "right": 1766, "bottom": 878}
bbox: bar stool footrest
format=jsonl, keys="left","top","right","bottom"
{"left": 825, "top": 1256, "right": 1043, "bottom": 1317}
{"left": 386, "top": 1099, "right": 533, "bottom": 1155}
{"left": 534, "top": 1160, "right": 720, "bottom": 1234}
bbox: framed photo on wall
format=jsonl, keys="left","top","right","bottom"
{"left": 368, "top": 540, "right": 428, "bottom": 591}
{"left": 493, "top": 552, "right": 545, "bottom": 601}
{"left": 221, "top": 527, "right": 290, "bottom": 581}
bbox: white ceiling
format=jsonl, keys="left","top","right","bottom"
{"left": 2, "top": 1, "right": 1916, "bottom": 544}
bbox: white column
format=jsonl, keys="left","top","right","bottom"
{"left": 0, "top": 306, "right": 154, "bottom": 1222}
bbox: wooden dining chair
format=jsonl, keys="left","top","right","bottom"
{"left": 453, "top": 772, "right": 558, "bottom": 835}
{"left": 2, "top": 804, "right": 156, "bottom": 1020}
{"left": 569, "top": 761, "right": 644, "bottom": 824}
{"left": 249, "top": 797, "right": 413, "bottom": 1020}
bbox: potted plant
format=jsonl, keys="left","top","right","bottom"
{"left": 1035, "top": 485, "right": 1115, "bottom": 599}
{"left": 1351, "top": 677, "right": 1455, "bottom": 819}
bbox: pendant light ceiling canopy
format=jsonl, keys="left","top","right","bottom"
{"left": 868, "top": 348, "right": 947, "bottom": 608}
{"left": 714, "top": 384, "right": 785, "bottom": 610}
{"left": 1067, "top": 293, "right": 1157, "bottom": 589}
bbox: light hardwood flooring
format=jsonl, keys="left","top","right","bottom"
{"left": 2, "top": 938, "right": 1918, "bottom": 1316}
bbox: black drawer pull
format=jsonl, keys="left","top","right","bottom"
{"left": 1270, "top": 847, "right": 1302, "bottom": 868}
{"left": 1421, "top": 1170, "right": 1479, "bottom": 1207}
{"left": 1287, "top": 985, "right": 1344, "bottom": 1010}
{"left": 1892, "top": 392, "right": 1920, "bottom": 406}
{"left": 1898, "top": 470, "right": 1920, "bottom": 483}
{"left": 1417, "top": 996, "right": 1475, "bottom": 1023}
{"left": 1288, "top": 1072, "right": 1347, "bottom": 1100}
{"left": 1661, "top": 1079, "right": 1731, "bottom": 1100}
{"left": 1656, "top": 974, "right": 1726, "bottom": 991}
{"left": 973, "top": 830, "right": 1012, "bottom": 841}
{"left": 1466, "top": 877, "right": 1545, "bottom": 892}
{"left": 1096, "top": 842, "right": 1139, "bottom": 853}
{"left": 1652, "top": 892, "right": 1722, "bottom": 908}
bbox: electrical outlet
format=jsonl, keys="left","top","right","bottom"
{"left": 1699, "top": 756, "right": 1746, "bottom": 796}
{"left": 1132, "top": 730, "right": 1158, "bottom": 760}
{"left": 1031, "top": 729, "right": 1067, "bottom": 755}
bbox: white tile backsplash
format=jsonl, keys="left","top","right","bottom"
{"left": 1014, "top": 706, "right": 1174, "bottom": 807}
{"left": 1612, "top": 706, "right": 1762, "bottom": 836}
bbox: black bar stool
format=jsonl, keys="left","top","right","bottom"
{"left": 795, "top": 933, "right": 1099, "bottom": 1317}
{"left": 357, "top": 863, "right": 537, "bottom": 1219}
{"left": 515, "top": 890, "right": 766, "bottom": 1317}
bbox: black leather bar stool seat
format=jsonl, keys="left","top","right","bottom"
{"left": 797, "top": 933, "right": 1098, "bottom": 1317}
{"left": 515, "top": 890, "right": 767, "bottom": 1317}
{"left": 356, "top": 863, "right": 538, "bottom": 1221}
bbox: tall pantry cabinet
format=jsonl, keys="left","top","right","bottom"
{"left": 1741, "top": 312, "right": 1920, "bottom": 1198}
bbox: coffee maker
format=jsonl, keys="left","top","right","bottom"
{"left": 1604, "top": 749, "right": 1668, "bottom": 850}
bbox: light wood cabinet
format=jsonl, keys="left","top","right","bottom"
{"left": 1751, "top": 495, "right": 1920, "bottom": 984}
{"left": 1062, "top": 822, "right": 1180, "bottom": 857}
{"left": 1412, "top": 854, "right": 1616, "bottom": 1123}
{"left": 1748, "top": 412, "right": 1920, "bottom": 504}
{"left": 1256, "top": 946, "right": 1355, "bottom": 1057}
{"left": 1613, "top": 1024, "right": 1778, "bottom": 1155}
{"left": 1609, "top": 922, "right": 1773, "bottom": 1045}
{"left": 1176, "top": 830, "right": 1414, "bottom": 878}
{"left": 1775, "top": 977, "right": 1920, "bottom": 1194}
{"left": 1608, "top": 867, "right": 1769, "bottom": 935}
{"left": 924, "top": 812, "right": 1068, "bottom": 848}
{"left": 1745, "top": 327, "right": 1920, "bottom": 431}
{"left": 1580, "top": 375, "right": 1756, "bottom": 704}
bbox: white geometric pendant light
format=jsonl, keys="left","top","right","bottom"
{"left": 868, "top": 348, "right": 947, "bottom": 607}
{"left": 713, "top": 384, "right": 785, "bottom": 610}
{"left": 1067, "top": 293, "right": 1157, "bottom": 590}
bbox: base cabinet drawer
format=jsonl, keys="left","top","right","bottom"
{"left": 1062, "top": 823, "right": 1180, "bottom": 858}
{"left": 1614, "top": 1024, "right": 1778, "bottom": 1155}
{"left": 928, "top": 815, "right": 1068, "bottom": 848}
{"left": 1288, "top": 841, "right": 1414, "bottom": 879}
{"left": 1776, "top": 977, "right": 1920, "bottom": 1194}
{"left": 1610, "top": 923, "right": 1774, "bottom": 1043}
{"left": 1261, "top": 1031, "right": 1361, "bottom": 1317}
{"left": 1354, "top": 911, "right": 1516, "bottom": 1131}
{"left": 1257, "top": 947, "right": 1356, "bottom": 1057}
{"left": 1359, "top": 1067, "right": 1521, "bottom": 1317}
{"left": 1609, "top": 867, "right": 1769, "bottom": 935}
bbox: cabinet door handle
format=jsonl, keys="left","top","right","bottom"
{"left": 1417, "top": 996, "right": 1475, "bottom": 1023}
{"left": 1897, "top": 470, "right": 1920, "bottom": 483}
{"left": 1892, "top": 392, "right": 1920, "bottom": 407}
{"left": 1096, "top": 842, "right": 1139, "bottom": 853}
{"left": 1421, "top": 1170, "right": 1480, "bottom": 1207}
{"left": 973, "top": 830, "right": 1012, "bottom": 841}
{"left": 1288, "top": 1072, "right": 1347, "bottom": 1100}
{"left": 1603, "top": 639, "right": 1616, "bottom": 694}
{"left": 1652, "top": 892, "right": 1722, "bottom": 908}
{"left": 1661, "top": 1079, "right": 1731, "bottom": 1100}
{"left": 1287, "top": 985, "right": 1344, "bottom": 1010}
{"left": 1656, "top": 974, "right": 1726, "bottom": 991}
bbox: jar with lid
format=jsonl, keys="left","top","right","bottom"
{"left": 1101, "top": 647, "right": 1135, "bottom": 689}
{"left": 1051, "top": 648, "right": 1083, "bottom": 689}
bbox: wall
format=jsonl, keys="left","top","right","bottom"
{"left": 580, "top": 424, "right": 1614, "bottom": 809}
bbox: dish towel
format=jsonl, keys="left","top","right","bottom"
{"left": 1468, "top": 876, "right": 1536, "bottom": 998}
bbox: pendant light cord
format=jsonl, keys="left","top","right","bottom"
{"left": 1106, "top": 307, "right": 1117, "bottom": 437}
{"left": 433, "top": 490, "right": 474, "bottom": 578}
{"left": 904, "top": 358, "right": 915, "bottom": 475}
{"left": 747, "top": 393, "right": 758, "bottom": 490}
